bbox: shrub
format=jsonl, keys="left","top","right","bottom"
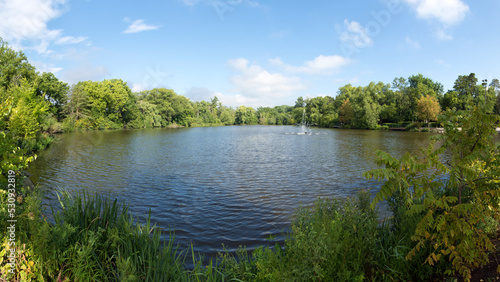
{"left": 365, "top": 107, "right": 500, "bottom": 281}
{"left": 277, "top": 191, "right": 378, "bottom": 281}
{"left": 377, "top": 125, "right": 389, "bottom": 130}
{"left": 405, "top": 122, "right": 421, "bottom": 131}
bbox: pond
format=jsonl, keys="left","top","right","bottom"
{"left": 28, "top": 125, "right": 434, "bottom": 259}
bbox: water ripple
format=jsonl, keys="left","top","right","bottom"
{"left": 29, "top": 126, "right": 435, "bottom": 260}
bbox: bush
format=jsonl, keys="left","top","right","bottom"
{"left": 377, "top": 125, "right": 389, "bottom": 130}
{"left": 405, "top": 122, "right": 421, "bottom": 131}
{"left": 62, "top": 117, "right": 76, "bottom": 132}
{"left": 255, "top": 191, "right": 379, "bottom": 281}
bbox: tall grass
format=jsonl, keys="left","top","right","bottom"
{"left": 31, "top": 190, "right": 187, "bottom": 281}
{"left": 1, "top": 187, "right": 484, "bottom": 281}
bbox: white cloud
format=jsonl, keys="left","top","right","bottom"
{"left": 436, "top": 28, "right": 453, "bottom": 40}
{"left": 0, "top": 0, "right": 86, "bottom": 53}
{"left": 403, "top": 0, "right": 469, "bottom": 25}
{"left": 123, "top": 19, "right": 161, "bottom": 34}
{"left": 183, "top": 87, "right": 218, "bottom": 102}
{"left": 227, "top": 58, "right": 305, "bottom": 107}
{"left": 269, "top": 55, "right": 351, "bottom": 75}
{"left": 30, "top": 60, "right": 63, "bottom": 74}
{"left": 131, "top": 83, "right": 147, "bottom": 92}
{"left": 339, "top": 20, "right": 373, "bottom": 48}
{"left": 183, "top": 87, "right": 248, "bottom": 108}
{"left": 405, "top": 37, "right": 421, "bottom": 49}
{"left": 55, "top": 36, "right": 88, "bottom": 45}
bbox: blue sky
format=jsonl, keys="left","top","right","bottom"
{"left": 1, "top": 0, "right": 499, "bottom": 108}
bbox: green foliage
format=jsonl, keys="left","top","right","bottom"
{"left": 280, "top": 192, "right": 378, "bottom": 281}
{"left": 32, "top": 191, "right": 186, "bottom": 281}
{"left": 416, "top": 95, "right": 441, "bottom": 124}
{"left": 73, "top": 79, "right": 135, "bottom": 129}
{"left": 7, "top": 80, "right": 50, "bottom": 140}
{"left": 405, "top": 121, "right": 421, "bottom": 131}
{"left": 138, "top": 88, "right": 194, "bottom": 127}
{"left": 0, "top": 99, "right": 35, "bottom": 186}
{"left": 186, "top": 191, "right": 380, "bottom": 282}
{"left": 35, "top": 72, "right": 69, "bottom": 120}
{"left": 365, "top": 106, "right": 500, "bottom": 281}
{"left": 0, "top": 38, "right": 37, "bottom": 90}
{"left": 235, "top": 105, "right": 258, "bottom": 125}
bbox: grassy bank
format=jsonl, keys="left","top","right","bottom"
{"left": 0, "top": 187, "right": 423, "bottom": 281}
{"left": 2, "top": 186, "right": 499, "bottom": 281}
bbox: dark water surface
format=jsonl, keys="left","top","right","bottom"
{"left": 29, "top": 125, "right": 433, "bottom": 258}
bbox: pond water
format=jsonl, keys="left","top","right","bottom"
{"left": 28, "top": 125, "right": 434, "bottom": 259}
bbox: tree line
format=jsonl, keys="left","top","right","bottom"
{"left": 2, "top": 37, "right": 500, "bottom": 147}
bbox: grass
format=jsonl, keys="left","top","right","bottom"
{"left": 1, "top": 185, "right": 499, "bottom": 281}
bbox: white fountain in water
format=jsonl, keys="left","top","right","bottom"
{"left": 298, "top": 108, "right": 311, "bottom": 135}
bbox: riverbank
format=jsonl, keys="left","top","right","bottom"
{"left": 4, "top": 184, "right": 500, "bottom": 281}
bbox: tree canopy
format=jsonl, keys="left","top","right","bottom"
{"left": 1, "top": 38, "right": 499, "bottom": 133}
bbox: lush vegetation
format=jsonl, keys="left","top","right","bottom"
{"left": 2, "top": 37, "right": 500, "bottom": 281}
{"left": 3, "top": 37, "right": 500, "bottom": 135}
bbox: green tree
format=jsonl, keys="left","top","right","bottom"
{"left": 219, "top": 107, "right": 235, "bottom": 125}
{"left": 441, "top": 90, "right": 460, "bottom": 111}
{"left": 64, "top": 83, "right": 90, "bottom": 121}
{"left": 494, "top": 93, "right": 500, "bottom": 116}
{"left": 257, "top": 107, "right": 278, "bottom": 125}
{"left": 135, "top": 100, "right": 161, "bottom": 128}
{"left": 0, "top": 38, "right": 37, "bottom": 90}
{"left": 169, "top": 93, "right": 194, "bottom": 126}
{"left": 0, "top": 97, "right": 35, "bottom": 187}
{"left": 379, "top": 103, "right": 398, "bottom": 123}
{"left": 489, "top": 78, "right": 500, "bottom": 95}
{"left": 453, "top": 73, "right": 478, "bottom": 110}
{"left": 408, "top": 73, "right": 444, "bottom": 98}
{"left": 339, "top": 99, "right": 354, "bottom": 126}
{"left": 391, "top": 75, "right": 440, "bottom": 122}
{"left": 350, "top": 86, "right": 380, "bottom": 129}
{"left": 416, "top": 95, "right": 440, "bottom": 126}
{"left": 235, "top": 106, "right": 257, "bottom": 125}
{"left": 365, "top": 107, "right": 500, "bottom": 280}
{"left": 392, "top": 77, "right": 412, "bottom": 122}
{"left": 477, "top": 79, "right": 497, "bottom": 113}
{"left": 8, "top": 80, "right": 49, "bottom": 140}
{"left": 294, "top": 96, "right": 305, "bottom": 108}
{"left": 274, "top": 105, "right": 293, "bottom": 125}
{"left": 306, "top": 96, "right": 336, "bottom": 127}
{"left": 35, "top": 72, "right": 69, "bottom": 120}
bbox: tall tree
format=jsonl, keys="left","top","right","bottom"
{"left": 416, "top": 95, "right": 440, "bottom": 126}
{"left": 0, "top": 38, "right": 37, "bottom": 90}
{"left": 408, "top": 73, "right": 444, "bottom": 98}
{"left": 7, "top": 80, "right": 49, "bottom": 140}
{"left": 453, "top": 73, "right": 478, "bottom": 110}
{"left": 35, "top": 72, "right": 69, "bottom": 120}
{"left": 64, "top": 83, "right": 90, "bottom": 121}
{"left": 339, "top": 99, "right": 354, "bottom": 126}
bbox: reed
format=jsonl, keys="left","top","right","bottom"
{"left": 33, "top": 190, "right": 187, "bottom": 281}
